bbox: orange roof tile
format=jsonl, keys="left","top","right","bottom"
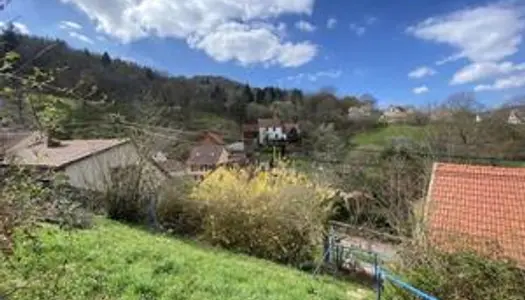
{"left": 427, "top": 163, "right": 525, "bottom": 265}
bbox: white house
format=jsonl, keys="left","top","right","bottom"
{"left": 348, "top": 104, "right": 373, "bottom": 120}
{"left": 257, "top": 118, "right": 299, "bottom": 145}
{"left": 508, "top": 109, "right": 524, "bottom": 125}
{"left": 3, "top": 131, "right": 168, "bottom": 191}
{"left": 379, "top": 106, "right": 414, "bottom": 124}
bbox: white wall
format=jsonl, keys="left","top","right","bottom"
{"left": 259, "top": 127, "right": 287, "bottom": 144}
{"left": 64, "top": 143, "right": 165, "bottom": 191}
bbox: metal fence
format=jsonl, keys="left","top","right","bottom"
{"left": 325, "top": 224, "right": 438, "bottom": 300}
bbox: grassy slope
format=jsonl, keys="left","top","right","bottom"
{"left": 352, "top": 125, "right": 428, "bottom": 148}
{"left": 2, "top": 219, "right": 371, "bottom": 300}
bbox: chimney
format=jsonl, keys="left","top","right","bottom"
{"left": 45, "top": 131, "right": 61, "bottom": 148}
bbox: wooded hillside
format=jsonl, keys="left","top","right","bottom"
{"left": 0, "top": 27, "right": 367, "bottom": 139}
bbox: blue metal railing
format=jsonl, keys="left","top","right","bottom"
{"left": 325, "top": 227, "right": 438, "bottom": 300}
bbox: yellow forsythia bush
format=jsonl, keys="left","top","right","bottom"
{"left": 190, "top": 164, "right": 337, "bottom": 265}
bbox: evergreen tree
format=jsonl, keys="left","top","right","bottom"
{"left": 1, "top": 23, "right": 19, "bottom": 54}
{"left": 101, "top": 52, "right": 112, "bottom": 67}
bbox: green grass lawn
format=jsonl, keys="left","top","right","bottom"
{"left": 1, "top": 219, "right": 372, "bottom": 300}
{"left": 352, "top": 125, "right": 428, "bottom": 147}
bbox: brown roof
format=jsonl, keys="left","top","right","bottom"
{"left": 199, "top": 131, "right": 225, "bottom": 145}
{"left": 0, "top": 129, "right": 33, "bottom": 153}
{"left": 427, "top": 162, "right": 525, "bottom": 265}
{"left": 258, "top": 118, "right": 284, "bottom": 128}
{"left": 186, "top": 145, "right": 227, "bottom": 166}
{"left": 242, "top": 123, "right": 259, "bottom": 133}
{"left": 5, "top": 133, "right": 128, "bottom": 168}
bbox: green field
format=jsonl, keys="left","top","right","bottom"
{"left": 352, "top": 125, "right": 428, "bottom": 147}
{"left": 1, "top": 219, "right": 371, "bottom": 300}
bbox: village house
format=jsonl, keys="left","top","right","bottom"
{"left": 256, "top": 118, "right": 300, "bottom": 146}
{"left": 197, "top": 130, "right": 225, "bottom": 145}
{"left": 423, "top": 162, "right": 525, "bottom": 266}
{"left": 508, "top": 109, "right": 524, "bottom": 125}
{"left": 379, "top": 106, "right": 415, "bottom": 124}
{"left": 185, "top": 144, "right": 229, "bottom": 178}
{"left": 347, "top": 103, "right": 374, "bottom": 121}
{"left": 1, "top": 130, "right": 169, "bottom": 191}
{"left": 225, "top": 141, "right": 248, "bottom": 166}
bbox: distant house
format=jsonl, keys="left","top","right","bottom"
{"left": 198, "top": 131, "right": 225, "bottom": 145}
{"left": 186, "top": 144, "right": 229, "bottom": 177}
{"left": 347, "top": 104, "right": 374, "bottom": 120}
{"left": 424, "top": 162, "right": 525, "bottom": 266}
{"left": 242, "top": 123, "right": 259, "bottom": 151}
{"left": 379, "top": 106, "right": 415, "bottom": 124}
{"left": 226, "top": 141, "right": 248, "bottom": 166}
{"left": 508, "top": 109, "right": 524, "bottom": 125}
{"left": 2, "top": 131, "right": 168, "bottom": 191}
{"left": 475, "top": 114, "right": 482, "bottom": 123}
{"left": 257, "top": 118, "right": 300, "bottom": 145}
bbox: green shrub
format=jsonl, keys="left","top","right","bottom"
{"left": 383, "top": 245, "right": 525, "bottom": 300}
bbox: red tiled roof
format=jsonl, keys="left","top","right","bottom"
{"left": 427, "top": 162, "right": 525, "bottom": 265}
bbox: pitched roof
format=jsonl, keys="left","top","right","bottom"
{"left": 427, "top": 162, "right": 525, "bottom": 265}
{"left": 258, "top": 118, "right": 282, "bottom": 128}
{"left": 226, "top": 141, "right": 245, "bottom": 152}
{"left": 199, "top": 131, "right": 225, "bottom": 145}
{"left": 242, "top": 123, "right": 259, "bottom": 133}
{"left": 6, "top": 133, "right": 129, "bottom": 168}
{"left": 186, "top": 144, "right": 227, "bottom": 166}
{"left": 0, "top": 129, "right": 33, "bottom": 153}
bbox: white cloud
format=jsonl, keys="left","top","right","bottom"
{"left": 365, "top": 16, "right": 377, "bottom": 25}
{"left": 0, "top": 22, "right": 30, "bottom": 35}
{"left": 286, "top": 69, "right": 342, "bottom": 82}
{"left": 59, "top": 20, "right": 82, "bottom": 30}
{"left": 413, "top": 85, "right": 429, "bottom": 94}
{"left": 435, "top": 53, "right": 463, "bottom": 66}
{"left": 327, "top": 17, "right": 337, "bottom": 29}
{"left": 407, "top": 3, "right": 525, "bottom": 64}
{"left": 295, "top": 20, "right": 316, "bottom": 32}
{"left": 59, "top": 0, "right": 317, "bottom": 67}
{"left": 69, "top": 31, "right": 94, "bottom": 44}
{"left": 451, "top": 61, "right": 525, "bottom": 85}
{"left": 191, "top": 22, "right": 317, "bottom": 67}
{"left": 408, "top": 66, "right": 436, "bottom": 79}
{"left": 349, "top": 23, "right": 366, "bottom": 36}
{"left": 474, "top": 73, "right": 525, "bottom": 91}
{"left": 13, "top": 22, "right": 30, "bottom": 35}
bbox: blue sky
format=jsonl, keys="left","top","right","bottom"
{"left": 2, "top": 0, "right": 525, "bottom": 108}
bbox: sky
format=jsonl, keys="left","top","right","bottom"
{"left": 1, "top": 0, "right": 525, "bottom": 108}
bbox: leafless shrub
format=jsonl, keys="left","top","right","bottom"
{"left": 383, "top": 240, "right": 525, "bottom": 300}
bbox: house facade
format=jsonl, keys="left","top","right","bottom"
{"left": 3, "top": 131, "right": 168, "bottom": 191}
{"left": 379, "top": 106, "right": 415, "bottom": 124}
{"left": 186, "top": 144, "right": 229, "bottom": 176}
{"left": 508, "top": 109, "right": 524, "bottom": 125}
{"left": 257, "top": 118, "right": 299, "bottom": 145}
{"left": 348, "top": 104, "right": 373, "bottom": 120}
